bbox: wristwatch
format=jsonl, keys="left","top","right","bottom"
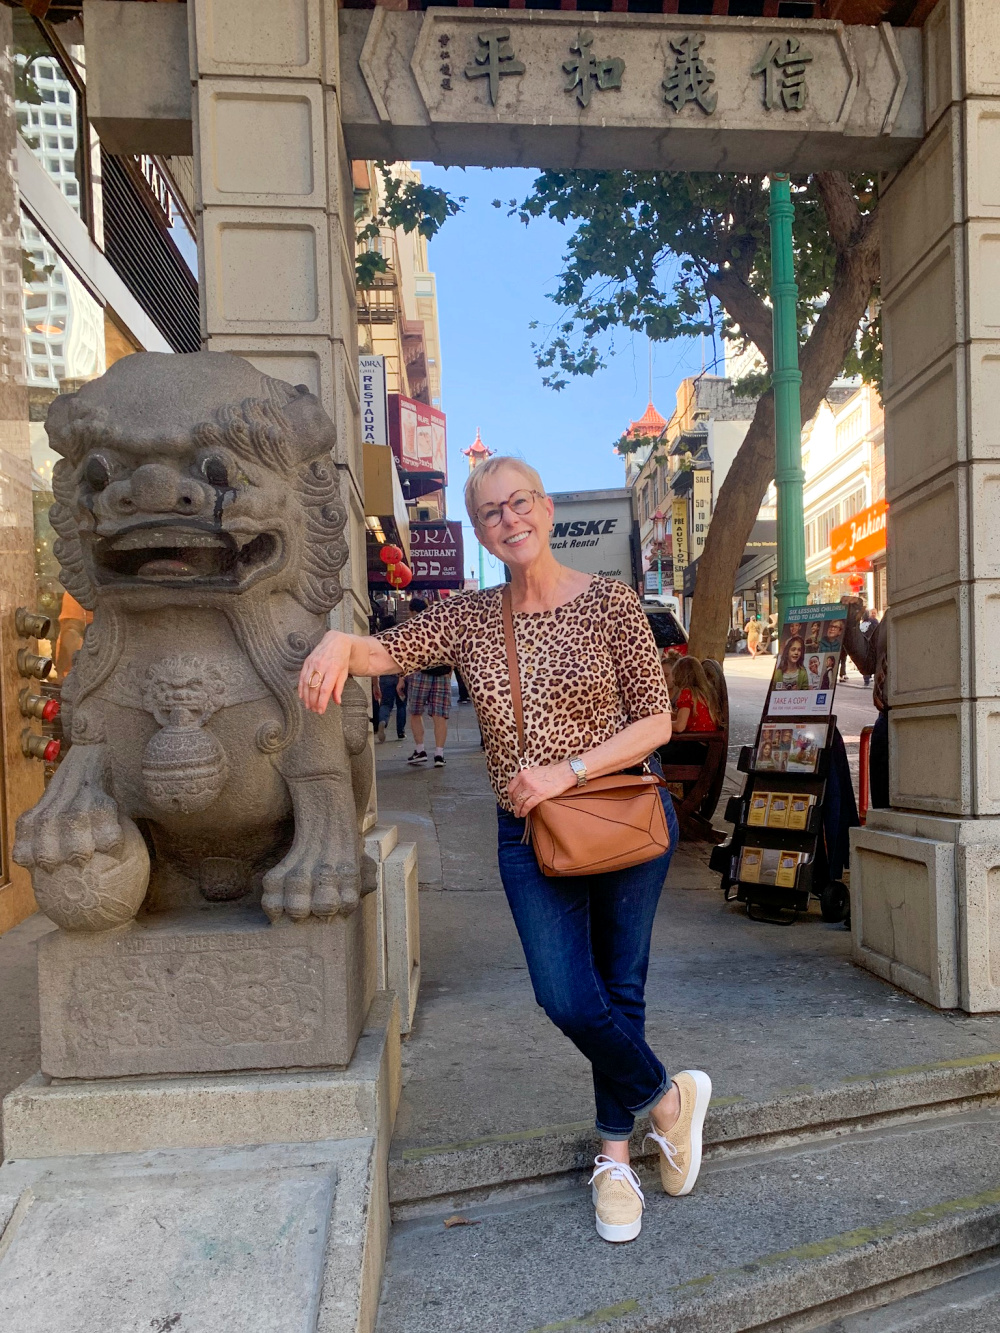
{"left": 568, "top": 756, "right": 588, "bottom": 787}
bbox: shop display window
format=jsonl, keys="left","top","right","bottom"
{"left": 21, "top": 211, "right": 138, "bottom": 680}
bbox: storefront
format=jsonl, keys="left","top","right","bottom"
{"left": 828, "top": 499, "right": 888, "bottom": 611}
{"left": 0, "top": 8, "right": 197, "bottom": 933}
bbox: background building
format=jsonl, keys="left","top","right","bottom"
{"left": 0, "top": 4, "right": 203, "bottom": 934}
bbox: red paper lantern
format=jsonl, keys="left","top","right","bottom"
{"left": 380, "top": 544, "right": 403, "bottom": 566}
{"left": 387, "top": 563, "right": 412, "bottom": 589}
{"left": 849, "top": 573, "right": 865, "bottom": 593}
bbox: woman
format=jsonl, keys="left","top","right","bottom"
{"left": 744, "top": 615, "right": 761, "bottom": 657}
{"left": 773, "top": 635, "right": 809, "bottom": 690}
{"left": 299, "top": 456, "right": 711, "bottom": 1245}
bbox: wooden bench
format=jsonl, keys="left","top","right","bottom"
{"left": 658, "top": 657, "right": 729, "bottom": 844}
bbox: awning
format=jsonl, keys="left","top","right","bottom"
{"left": 363, "top": 443, "right": 410, "bottom": 559}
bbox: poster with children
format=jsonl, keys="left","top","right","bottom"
{"left": 756, "top": 722, "right": 826, "bottom": 774}
{"left": 765, "top": 604, "right": 847, "bottom": 717}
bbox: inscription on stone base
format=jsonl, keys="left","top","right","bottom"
{"left": 38, "top": 901, "right": 376, "bottom": 1080}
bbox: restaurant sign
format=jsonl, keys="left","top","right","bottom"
{"left": 409, "top": 521, "right": 464, "bottom": 589}
{"left": 830, "top": 499, "right": 887, "bottom": 574}
{"left": 388, "top": 394, "right": 448, "bottom": 481}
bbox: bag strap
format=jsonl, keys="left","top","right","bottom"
{"left": 501, "top": 585, "right": 526, "bottom": 761}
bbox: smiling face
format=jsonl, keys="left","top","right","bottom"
{"left": 472, "top": 463, "right": 554, "bottom": 572}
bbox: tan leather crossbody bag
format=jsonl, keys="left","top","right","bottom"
{"left": 501, "top": 585, "right": 671, "bottom": 878}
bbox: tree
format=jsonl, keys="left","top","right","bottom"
{"left": 355, "top": 166, "right": 464, "bottom": 287}
{"left": 507, "top": 172, "right": 880, "bottom": 659}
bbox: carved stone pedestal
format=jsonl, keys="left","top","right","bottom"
{"left": 37, "top": 899, "right": 377, "bottom": 1080}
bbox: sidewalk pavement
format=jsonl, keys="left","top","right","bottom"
{"left": 3, "top": 690, "right": 999, "bottom": 1159}
{"left": 375, "top": 697, "right": 1000, "bottom": 1161}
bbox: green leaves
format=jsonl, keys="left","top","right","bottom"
{"left": 355, "top": 165, "right": 466, "bottom": 287}
{"left": 512, "top": 170, "right": 882, "bottom": 398}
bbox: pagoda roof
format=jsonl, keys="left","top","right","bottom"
{"left": 462, "top": 428, "right": 493, "bottom": 459}
{"left": 627, "top": 402, "right": 667, "bottom": 437}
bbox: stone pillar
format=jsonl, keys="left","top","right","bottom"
{"left": 852, "top": 0, "right": 1000, "bottom": 1011}
{"left": 188, "top": 0, "right": 368, "bottom": 639}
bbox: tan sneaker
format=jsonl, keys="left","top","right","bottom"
{"left": 644, "top": 1069, "right": 712, "bottom": 1197}
{"left": 589, "top": 1155, "right": 644, "bottom": 1243}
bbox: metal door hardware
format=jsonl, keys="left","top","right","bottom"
{"left": 15, "top": 607, "right": 52, "bottom": 639}
{"left": 16, "top": 649, "right": 53, "bottom": 680}
{"left": 21, "top": 729, "right": 60, "bottom": 762}
{"left": 19, "top": 688, "right": 60, "bottom": 721}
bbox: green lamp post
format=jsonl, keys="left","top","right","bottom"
{"left": 769, "top": 174, "right": 809, "bottom": 627}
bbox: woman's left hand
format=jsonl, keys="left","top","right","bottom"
{"left": 507, "top": 761, "right": 576, "bottom": 819}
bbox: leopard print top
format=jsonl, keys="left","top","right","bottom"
{"left": 376, "top": 577, "right": 670, "bottom": 812}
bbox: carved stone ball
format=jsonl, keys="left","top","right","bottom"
{"left": 141, "top": 725, "right": 229, "bottom": 815}
{"left": 32, "top": 819, "right": 150, "bottom": 931}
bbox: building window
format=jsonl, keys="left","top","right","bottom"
{"left": 835, "top": 406, "right": 864, "bottom": 451}
{"left": 14, "top": 11, "right": 89, "bottom": 223}
{"left": 841, "top": 487, "right": 866, "bottom": 521}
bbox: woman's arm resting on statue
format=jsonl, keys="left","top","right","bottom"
{"left": 298, "top": 632, "right": 402, "bottom": 714}
{"left": 507, "top": 712, "right": 673, "bottom": 818}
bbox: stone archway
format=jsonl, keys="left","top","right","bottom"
{"left": 89, "top": 0, "right": 997, "bottom": 1014}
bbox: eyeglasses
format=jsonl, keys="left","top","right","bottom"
{"left": 474, "top": 489, "right": 544, "bottom": 529}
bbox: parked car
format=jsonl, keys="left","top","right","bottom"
{"left": 642, "top": 602, "right": 688, "bottom": 655}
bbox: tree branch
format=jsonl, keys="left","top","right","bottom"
{"left": 705, "top": 268, "right": 774, "bottom": 367}
{"left": 814, "top": 171, "right": 864, "bottom": 253}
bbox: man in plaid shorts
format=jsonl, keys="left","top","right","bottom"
{"left": 402, "top": 599, "right": 452, "bottom": 768}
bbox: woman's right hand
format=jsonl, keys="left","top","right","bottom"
{"left": 299, "top": 631, "right": 355, "bottom": 714}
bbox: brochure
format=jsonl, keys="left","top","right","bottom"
{"left": 767, "top": 793, "right": 790, "bottom": 828}
{"left": 747, "top": 792, "right": 770, "bottom": 827}
{"left": 786, "top": 794, "right": 816, "bottom": 831}
{"left": 765, "top": 604, "right": 847, "bottom": 718}
{"left": 739, "top": 845, "right": 805, "bottom": 887}
{"left": 756, "top": 723, "right": 825, "bottom": 775}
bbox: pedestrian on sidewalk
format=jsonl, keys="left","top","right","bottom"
{"left": 398, "top": 597, "right": 452, "bottom": 767}
{"left": 376, "top": 674, "right": 406, "bottom": 742}
{"left": 745, "top": 615, "right": 761, "bottom": 657}
{"left": 404, "top": 664, "right": 451, "bottom": 767}
{"left": 843, "top": 597, "right": 889, "bottom": 807}
{"left": 298, "top": 455, "right": 711, "bottom": 1246}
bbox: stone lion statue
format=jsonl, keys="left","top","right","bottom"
{"left": 14, "top": 352, "right": 375, "bottom": 929}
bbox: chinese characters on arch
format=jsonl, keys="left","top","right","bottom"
{"left": 459, "top": 26, "right": 814, "bottom": 113}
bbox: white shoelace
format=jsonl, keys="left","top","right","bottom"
{"left": 643, "top": 1125, "right": 682, "bottom": 1174}
{"left": 589, "top": 1155, "right": 646, "bottom": 1207}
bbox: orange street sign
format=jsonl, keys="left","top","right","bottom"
{"left": 830, "top": 499, "right": 887, "bottom": 574}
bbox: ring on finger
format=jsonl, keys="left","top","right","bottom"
{"left": 309, "top": 671, "right": 323, "bottom": 688}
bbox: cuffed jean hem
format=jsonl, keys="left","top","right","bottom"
{"left": 595, "top": 1072, "right": 670, "bottom": 1140}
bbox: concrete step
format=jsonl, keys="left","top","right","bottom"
{"left": 389, "top": 1054, "right": 1000, "bottom": 1215}
{"left": 376, "top": 1107, "right": 1000, "bottom": 1333}
{"left": 812, "top": 1261, "right": 1000, "bottom": 1332}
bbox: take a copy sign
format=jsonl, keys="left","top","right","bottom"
{"left": 766, "top": 604, "right": 847, "bottom": 717}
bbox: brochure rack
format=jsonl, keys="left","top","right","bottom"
{"left": 710, "top": 602, "right": 852, "bottom": 922}
{"left": 709, "top": 716, "right": 836, "bottom": 919}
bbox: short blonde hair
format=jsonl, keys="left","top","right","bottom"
{"left": 465, "top": 455, "right": 546, "bottom": 523}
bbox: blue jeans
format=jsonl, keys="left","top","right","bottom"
{"left": 377, "top": 676, "right": 406, "bottom": 737}
{"left": 496, "top": 790, "right": 679, "bottom": 1139}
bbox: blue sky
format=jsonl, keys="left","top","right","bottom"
{"left": 416, "top": 165, "right": 706, "bottom": 583}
